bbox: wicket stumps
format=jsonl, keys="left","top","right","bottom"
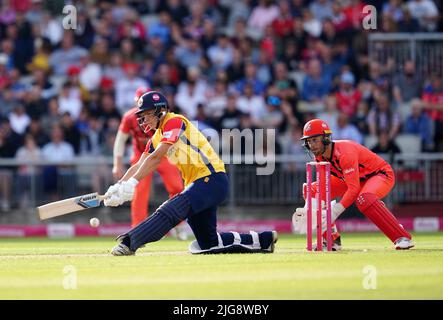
{"left": 306, "top": 162, "right": 333, "bottom": 252}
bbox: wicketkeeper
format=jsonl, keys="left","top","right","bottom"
{"left": 293, "top": 119, "right": 414, "bottom": 250}
{"left": 104, "top": 91, "right": 278, "bottom": 255}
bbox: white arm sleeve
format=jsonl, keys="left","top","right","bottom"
{"left": 113, "top": 131, "right": 129, "bottom": 157}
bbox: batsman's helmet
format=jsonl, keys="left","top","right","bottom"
{"left": 135, "top": 91, "right": 169, "bottom": 117}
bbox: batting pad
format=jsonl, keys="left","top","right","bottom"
{"left": 189, "top": 231, "right": 265, "bottom": 254}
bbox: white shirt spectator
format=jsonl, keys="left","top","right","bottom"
{"left": 115, "top": 77, "right": 148, "bottom": 114}
{"left": 42, "top": 141, "right": 75, "bottom": 163}
{"left": 334, "top": 123, "right": 363, "bottom": 144}
{"left": 247, "top": 3, "right": 279, "bottom": 34}
{"left": 175, "top": 81, "right": 208, "bottom": 120}
{"left": 408, "top": 0, "right": 439, "bottom": 31}
{"left": 205, "top": 95, "right": 227, "bottom": 119}
{"left": 79, "top": 62, "right": 102, "bottom": 91}
{"left": 8, "top": 109, "right": 31, "bottom": 135}
{"left": 41, "top": 15, "right": 64, "bottom": 45}
{"left": 310, "top": 0, "right": 334, "bottom": 22}
{"left": 207, "top": 41, "right": 234, "bottom": 71}
{"left": 49, "top": 46, "right": 88, "bottom": 76}
{"left": 237, "top": 95, "right": 266, "bottom": 123}
{"left": 58, "top": 89, "right": 83, "bottom": 120}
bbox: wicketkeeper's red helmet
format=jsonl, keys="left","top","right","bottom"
{"left": 301, "top": 119, "right": 332, "bottom": 140}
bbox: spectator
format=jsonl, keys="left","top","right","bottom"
{"left": 351, "top": 100, "right": 370, "bottom": 136}
{"left": 15, "top": 134, "right": 42, "bottom": 207}
{"left": 74, "top": 8, "right": 96, "bottom": 49}
{"left": 205, "top": 79, "right": 228, "bottom": 121}
{"left": 398, "top": 6, "right": 421, "bottom": 32}
{"left": 368, "top": 93, "right": 402, "bottom": 140}
{"left": 199, "top": 17, "right": 217, "bottom": 51}
{"left": 284, "top": 126, "right": 306, "bottom": 171}
{"left": 78, "top": 53, "right": 102, "bottom": 92}
{"left": 58, "top": 82, "right": 83, "bottom": 121}
{"left": 0, "top": 118, "right": 23, "bottom": 211}
{"left": 175, "top": 67, "right": 208, "bottom": 119}
{"left": 407, "top": 0, "right": 439, "bottom": 31}
{"left": 0, "top": 53, "right": 11, "bottom": 90}
{"left": 207, "top": 32, "right": 234, "bottom": 72}
{"left": 271, "top": 61, "right": 298, "bottom": 104}
{"left": 30, "top": 67, "right": 56, "bottom": 100}
{"left": 404, "top": 98, "right": 434, "bottom": 151}
{"left": 392, "top": 60, "right": 422, "bottom": 106}
{"left": 48, "top": 31, "right": 88, "bottom": 76}
{"left": 80, "top": 115, "right": 104, "bottom": 156}
{"left": 226, "top": 48, "right": 244, "bottom": 83}
{"left": 272, "top": 0, "right": 294, "bottom": 38}
{"left": 422, "top": 74, "right": 443, "bottom": 151}
{"left": 217, "top": 94, "right": 243, "bottom": 131}
{"left": 317, "top": 94, "right": 340, "bottom": 133}
{"left": 237, "top": 83, "right": 266, "bottom": 124}
{"left": 255, "top": 96, "right": 284, "bottom": 131}
{"left": 333, "top": 112, "right": 363, "bottom": 143}
{"left": 335, "top": 71, "right": 362, "bottom": 117}
{"left": 302, "top": 9, "right": 322, "bottom": 38}
{"left": 383, "top": 0, "right": 404, "bottom": 22}
{"left": 330, "top": 0, "right": 352, "bottom": 32}
{"left": 174, "top": 33, "right": 204, "bottom": 69}
{"left": 247, "top": 0, "right": 280, "bottom": 36}
{"left": 117, "top": 9, "right": 146, "bottom": 51}
{"left": 8, "top": 105, "right": 30, "bottom": 135}
{"left": 371, "top": 130, "right": 402, "bottom": 163}
{"left": 98, "top": 93, "right": 121, "bottom": 125}
{"left": 310, "top": 0, "right": 334, "bottom": 22}
{"left": 302, "top": 59, "right": 331, "bottom": 102}
{"left": 25, "top": 117, "right": 49, "bottom": 148}
{"left": 236, "top": 62, "right": 266, "bottom": 95}
{"left": 115, "top": 62, "right": 148, "bottom": 113}
{"left": 41, "top": 124, "right": 75, "bottom": 199}
{"left": 60, "top": 112, "right": 81, "bottom": 155}
{"left": 0, "top": 88, "right": 16, "bottom": 118}
{"left": 225, "top": 1, "right": 251, "bottom": 30}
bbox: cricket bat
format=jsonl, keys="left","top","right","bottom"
{"left": 37, "top": 192, "right": 106, "bottom": 220}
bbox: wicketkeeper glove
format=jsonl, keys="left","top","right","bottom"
{"left": 292, "top": 199, "right": 341, "bottom": 234}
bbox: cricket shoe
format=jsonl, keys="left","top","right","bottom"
{"left": 263, "top": 231, "right": 279, "bottom": 253}
{"left": 394, "top": 237, "right": 415, "bottom": 250}
{"left": 110, "top": 235, "right": 135, "bottom": 256}
{"left": 314, "top": 236, "right": 342, "bottom": 251}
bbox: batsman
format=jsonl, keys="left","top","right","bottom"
{"left": 293, "top": 119, "right": 414, "bottom": 250}
{"left": 104, "top": 91, "right": 278, "bottom": 255}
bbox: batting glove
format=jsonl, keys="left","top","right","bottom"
{"left": 105, "top": 183, "right": 120, "bottom": 198}
{"left": 104, "top": 194, "right": 124, "bottom": 207}
{"left": 118, "top": 177, "right": 139, "bottom": 202}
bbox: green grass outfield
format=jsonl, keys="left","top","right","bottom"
{"left": 1, "top": 233, "right": 443, "bottom": 300}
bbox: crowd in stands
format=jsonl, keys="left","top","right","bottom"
{"left": 0, "top": 0, "right": 443, "bottom": 209}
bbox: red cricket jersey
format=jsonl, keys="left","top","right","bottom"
{"left": 315, "top": 140, "right": 392, "bottom": 208}
{"left": 119, "top": 107, "right": 154, "bottom": 162}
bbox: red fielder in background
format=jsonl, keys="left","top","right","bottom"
{"left": 112, "top": 88, "right": 184, "bottom": 229}
{"left": 296, "top": 119, "right": 414, "bottom": 250}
